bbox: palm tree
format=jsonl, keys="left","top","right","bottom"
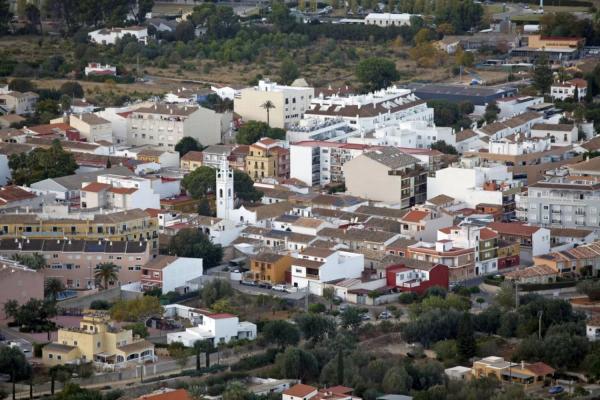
{"left": 260, "top": 101, "right": 275, "bottom": 126}
{"left": 44, "top": 278, "right": 64, "bottom": 302}
{"left": 94, "top": 263, "right": 120, "bottom": 290}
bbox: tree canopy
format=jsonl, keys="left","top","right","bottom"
{"left": 533, "top": 54, "right": 553, "bottom": 95}
{"left": 164, "top": 228, "right": 223, "bottom": 268}
{"left": 9, "top": 140, "right": 77, "bottom": 186}
{"left": 110, "top": 296, "right": 163, "bottom": 322}
{"left": 236, "top": 120, "right": 286, "bottom": 145}
{"left": 355, "top": 57, "right": 400, "bottom": 92}
{"left": 174, "top": 136, "right": 203, "bottom": 157}
{"left": 182, "top": 166, "right": 263, "bottom": 202}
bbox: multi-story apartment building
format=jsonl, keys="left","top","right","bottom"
{"left": 0, "top": 238, "right": 151, "bottom": 290}
{"left": 0, "top": 257, "right": 44, "bottom": 319}
{"left": 290, "top": 247, "right": 364, "bottom": 295}
{"left": 427, "top": 165, "right": 522, "bottom": 220}
{"left": 246, "top": 138, "right": 289, "bottom": 181}
{"left": 344, "top": 147, "right": 427, "bottom": 207}
{"left": 305, "top": 87, "right": 433, "bottom": 131}
{"left": 519, "top": 162, "right": 600, "bottom": 232}
{"left": 234, "top": 79, "right": 314, "bottom": 128}
{"left": 42, "top": 312, "right": 155, "bottom": 368}
{"left": 126, "top": 103, "right": 231, "bottom": 149}
{"left": 290, "top": 141, "right": 374, "bottom": 187}
{"left": 69, "top": 113, "right": 113, "bottom": 143}
{"left": 0, "top": 209, "right": 159, "bottom": 250}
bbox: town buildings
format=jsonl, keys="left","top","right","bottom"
{"left": 0, "top": 257, "right": 44, "bottom": 319}
{"left": 532, "top": 240, "right": 600, "bottom": 277}
{"left": 246, "top": 138, "right": 289, "bottom": 181}
{"left": 0, "top": 238, "right": 151, "bottom": 290}
{"left": 234, "top": 79, "right": 314, "bottom": 128}
{"left": 84, "top": 63, "right": 117, "bottom": 76}
{"left": 167, "top": 312, "right": 257, "bottom": 346}
{"left": 587, "top": 317, "right": 600, "bottom": 341}
{"left": 248, "top": 253, "right": 293, "bottom": 284}
{"left": 344, "top": 147, "right": 426, "bottom": 207}
{"left": 126, "top": 103, "right": 231, "bottom": 149}
{"left": 140, "top": 255, "right": 203, "bottom": 293}
{"left": 385, "top": 262, "right": 449, "bottom": 294}
{"left": 364, "top": 13, "right": 414, "bottom": 26}
{"left": 530, "top": 123, "right": 579, "bottom": 146}
{"left": 42, "top": 312, "right": 156, "bottom": 368}
{"left": 0, "top": 91, "right": 38, "bottom": 115}
{"left": 471, "top": 357, "right": 554, "bottom": 387}
{"left": 551, "top": 78, "right": 588, "bottom": 101}
{"left": 511, "top": 34, "right": 585, "bottom": 61}
{"left": 68, "top": 113, "right": 113, "bottom": 143}
{"left": 488, "top": 221, "right": 550, "bottom": 262}
{"left": 290, "top": 247, "right": 364, "bottom": 295}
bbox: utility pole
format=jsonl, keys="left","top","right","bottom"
{"left": 538, "top": 310, "right": 543, "bottom": 339}
{"left": 305, "top": 281, "right": 310, "bottom": 311}
{"left": 515, "top": 281, "right": 519, "bottom": 309}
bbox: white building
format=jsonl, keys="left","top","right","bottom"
{"left": 95, "top": 106, "right": 134, "bottom": 145}
{"left": 142, "top": 256, "right": 204, "bottom": 293}
{"left": 234, "top": 79, "right": 314, "bottom": 128}
{"left": 69, "top": 113, "right": 113, "bottom": 143}
{"left": 445, "top": 366, "right": 472, "bottom": 381}
{"left": 126, "top": 103, "right": 231, "bottom": 148}
{"left": 488, "top": 134, "right": 551, "bottom": 156}
{"left": 427, "top": 165, "right": 521, "bottom": 209}
{"left": 530, "top": 123, "right": 578, "bottom": 146}
{"left": 80, "top": 174, "right": 162, "bottom": 210}
{"left": 84, "top": 63, "right": 117, "bottom": 76}
{"left": 290, "top": 141, "right": 374, "bottom": 187}
{"left": 587, "top": 317, "right": 600, "bottom": 342}
{"left": 496, "top": 96, "right": 544, "bottom": 118}
{"left": 166, "top": 313, "right": 257, "bottom": 346}
{"left": 89, "top": 26, "right": 148, "bottom": 45}
{"left": 211, "top": 85, "right": 239, "bottom": 101}
{"left": 290, "top": 247, "right": 364, "bottom": 295}
{"left": 347, "top": 120, "right": 454, "bottom": 149}
{"left": 286, "top": 118, "right": 355, "bottom": 143}
{"left": 551, "top": 79, "right": 587, "bottom": 101}
{"left": 305, "top": 86, "right": 433, "bottom": 131}
{"left": 364, "top": 13, "right": 415, "bottom": 26}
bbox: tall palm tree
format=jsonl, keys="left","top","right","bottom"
{"left": 44, "top": 278, "right": 64, "bottom": 302}
{"left": 94, "top": 263, "right": 120, "bottom": 290}
{"left": 260, "top": 101, "right": 275, "bottom": 126}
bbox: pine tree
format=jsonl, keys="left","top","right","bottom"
{"left": 457, "top": 312, "right": 477, "bottom": 361}
{"left": 336, "top": 349, "right": 344, "bottom": 385}
{"left": 533, "top": 54, "right": 553, "bottom": 95}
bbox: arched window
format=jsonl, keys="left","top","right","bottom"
{"left": 219, "top": 189, "right": 223, "bottom": 198}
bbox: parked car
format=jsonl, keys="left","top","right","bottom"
{"left": 548, "top": 386, "right": 564, "bottom": 395}
{"left": 379, "top": 310, "right": 393, "bottom": 320}
{"left": 361, "top": 313, "right": 371, "bottom": 321}
{"left": 257, "top": 282, "right": 272, "bottom": 289}
{"left": 240, "top": 279, "right": 257, "bottom": 286}
{"left": 272, "top": 284, "right": 287, "bottom": 292}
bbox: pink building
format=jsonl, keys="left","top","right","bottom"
{"left": 0, "top": 239, "right": 152, "bottom": 290}
{"left": 0, "top": 257, "right": 44, "bottom": 319}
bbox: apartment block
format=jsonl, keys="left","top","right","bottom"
{"left": 0, "top": 238, "right": 151, "bottom": 290}
{"left": 0, "top": 257, "right": 44, "bottom": 319}
{"left": 344, "top": 147, "right": 426, "bottom": 207}
{"left": 126, "top": 104, "right": 230, "bottom": 149}
{"left": 234, "top": 79, "right": 314, "bottom": 128}
{"left": 69, "top": 113, "right": 113, "bottom": 143}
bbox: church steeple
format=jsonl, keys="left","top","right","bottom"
{"left": 216, "top": 160, "right": 234, "bottom": 220}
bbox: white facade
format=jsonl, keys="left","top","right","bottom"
{"left": 234, "top": 79, "right": 314, "bottom": 128}
{"left": 80, "top": 174, "right": 161, "bottom": 210}
{"left": 162, "top": 257, "right": 204, "bottom": 293}
{"left": 216, "top": 161, "right": 234, "bottom": 220}
{"left": 84, "top": 63, "right": 117, "bottom": 76}
{"left": 69, "top": 114, "right": 113, "bottom": 143}
{"left": 496, "top": 96, "right": 544, "bottom": 118}
{"left": 167, "top": 313, "right": 257, "bottom": 346}
{"left": 586, "top": 319, "right": 600, "bottom": 342}
{"left": 488, "top": 136, "right": 551, "bottom": 155}
{"left": 95, "top": 106, "right": 132, "bottom": 145}
{"left": 427, "top": 165, "right": 517, "bottom": 208}
{"left": 530, "top": 124, "right": 578, "bottom": 146}
{"left": 364, "top": 13, "right": 414, "bottom": 26}
{"left": 347, "top": 120, "right": 454, "bottom": 149}
{"left": 290, "top": 250, "right": 364, "bottom": 295}
{"left": 306, "top": 86, "right": 433, "bottom": 131}
{"left": 551, "top": 81, "right": 587, "bottom": 101}
{"left": 211, "top": 86, "right": 239, "bottom": 101}
{"left": 89, "top": 27, "right": 148, "bottom": 45}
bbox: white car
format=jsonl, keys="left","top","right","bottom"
{"left": 272, "top": 284, "right": 287, "bottom": 292}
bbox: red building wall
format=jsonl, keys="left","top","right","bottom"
{"left": 385, "top": 264, "right": 449, "bottom": 295}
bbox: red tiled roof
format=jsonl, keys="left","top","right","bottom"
{"left": 0, "top": 186, "right": 36, "bottom": 205}
{"left": 525, "top": 362, "right": 555, "bottom": 376}
{"left": 323, "top": 386, "right": 353, "bottom": 395}
{"left": 109, "top": 187, "right": 137, "bottom": 195}
{"left": 488, "top": 222, "right": 541, "bottom": 237}
{"left": 480, "top": 228, "right": 498, "bottom": 240}
{"left": 139, "top": 389, "right": 192, "bottom": 400}
{"left": 283, "top": 384, "right": 318, "bottom": 398}
{"left": 82, "top": 182, "right": 111, "bottom": 192}
{"left": 402, "top": 210, "right": 428, "bottom": 223}
{"left": 144, "top": 208, "right": 162, "bottom": 217}
{"left": 181, "top": 151, "right": 203, "bottom": 162}
{"left": 26, "top": 123, "right": 72, "bottom": 136}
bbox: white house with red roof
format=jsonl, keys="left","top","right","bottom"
{"left": 398, "top": 205, "right": 453, "bottom": 242}
{"left": 166, "top": 311, "right": 256, "bottom": 347}
{"left": 551, "top": 78, "right": 587, "bottom": 101}
{"left": 80, "top": 174, "right": 161, "bottom": 210}
{"left": 283, "top": 384, "right": 361, "bottom": 400}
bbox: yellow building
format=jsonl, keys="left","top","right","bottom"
{"left": 246, "top": 138, "right": 289, "bottom": 181}
{"left": 472, "top": 356, "right": 554, "bottom": 387}
{"left": 42, "top": 312, "right": 156, "bottom": 368}
{"left": 180, "top": 151, "right": 204, "bottom": 171}
{"left": 0, "top": 209, "right": 159, "bottom": 251}
{"left": 249, "top": 252, "right": 293, "bottom": 284}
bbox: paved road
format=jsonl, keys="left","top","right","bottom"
{"left": 0, "top": 327, "right": 33, "bottom": 358}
